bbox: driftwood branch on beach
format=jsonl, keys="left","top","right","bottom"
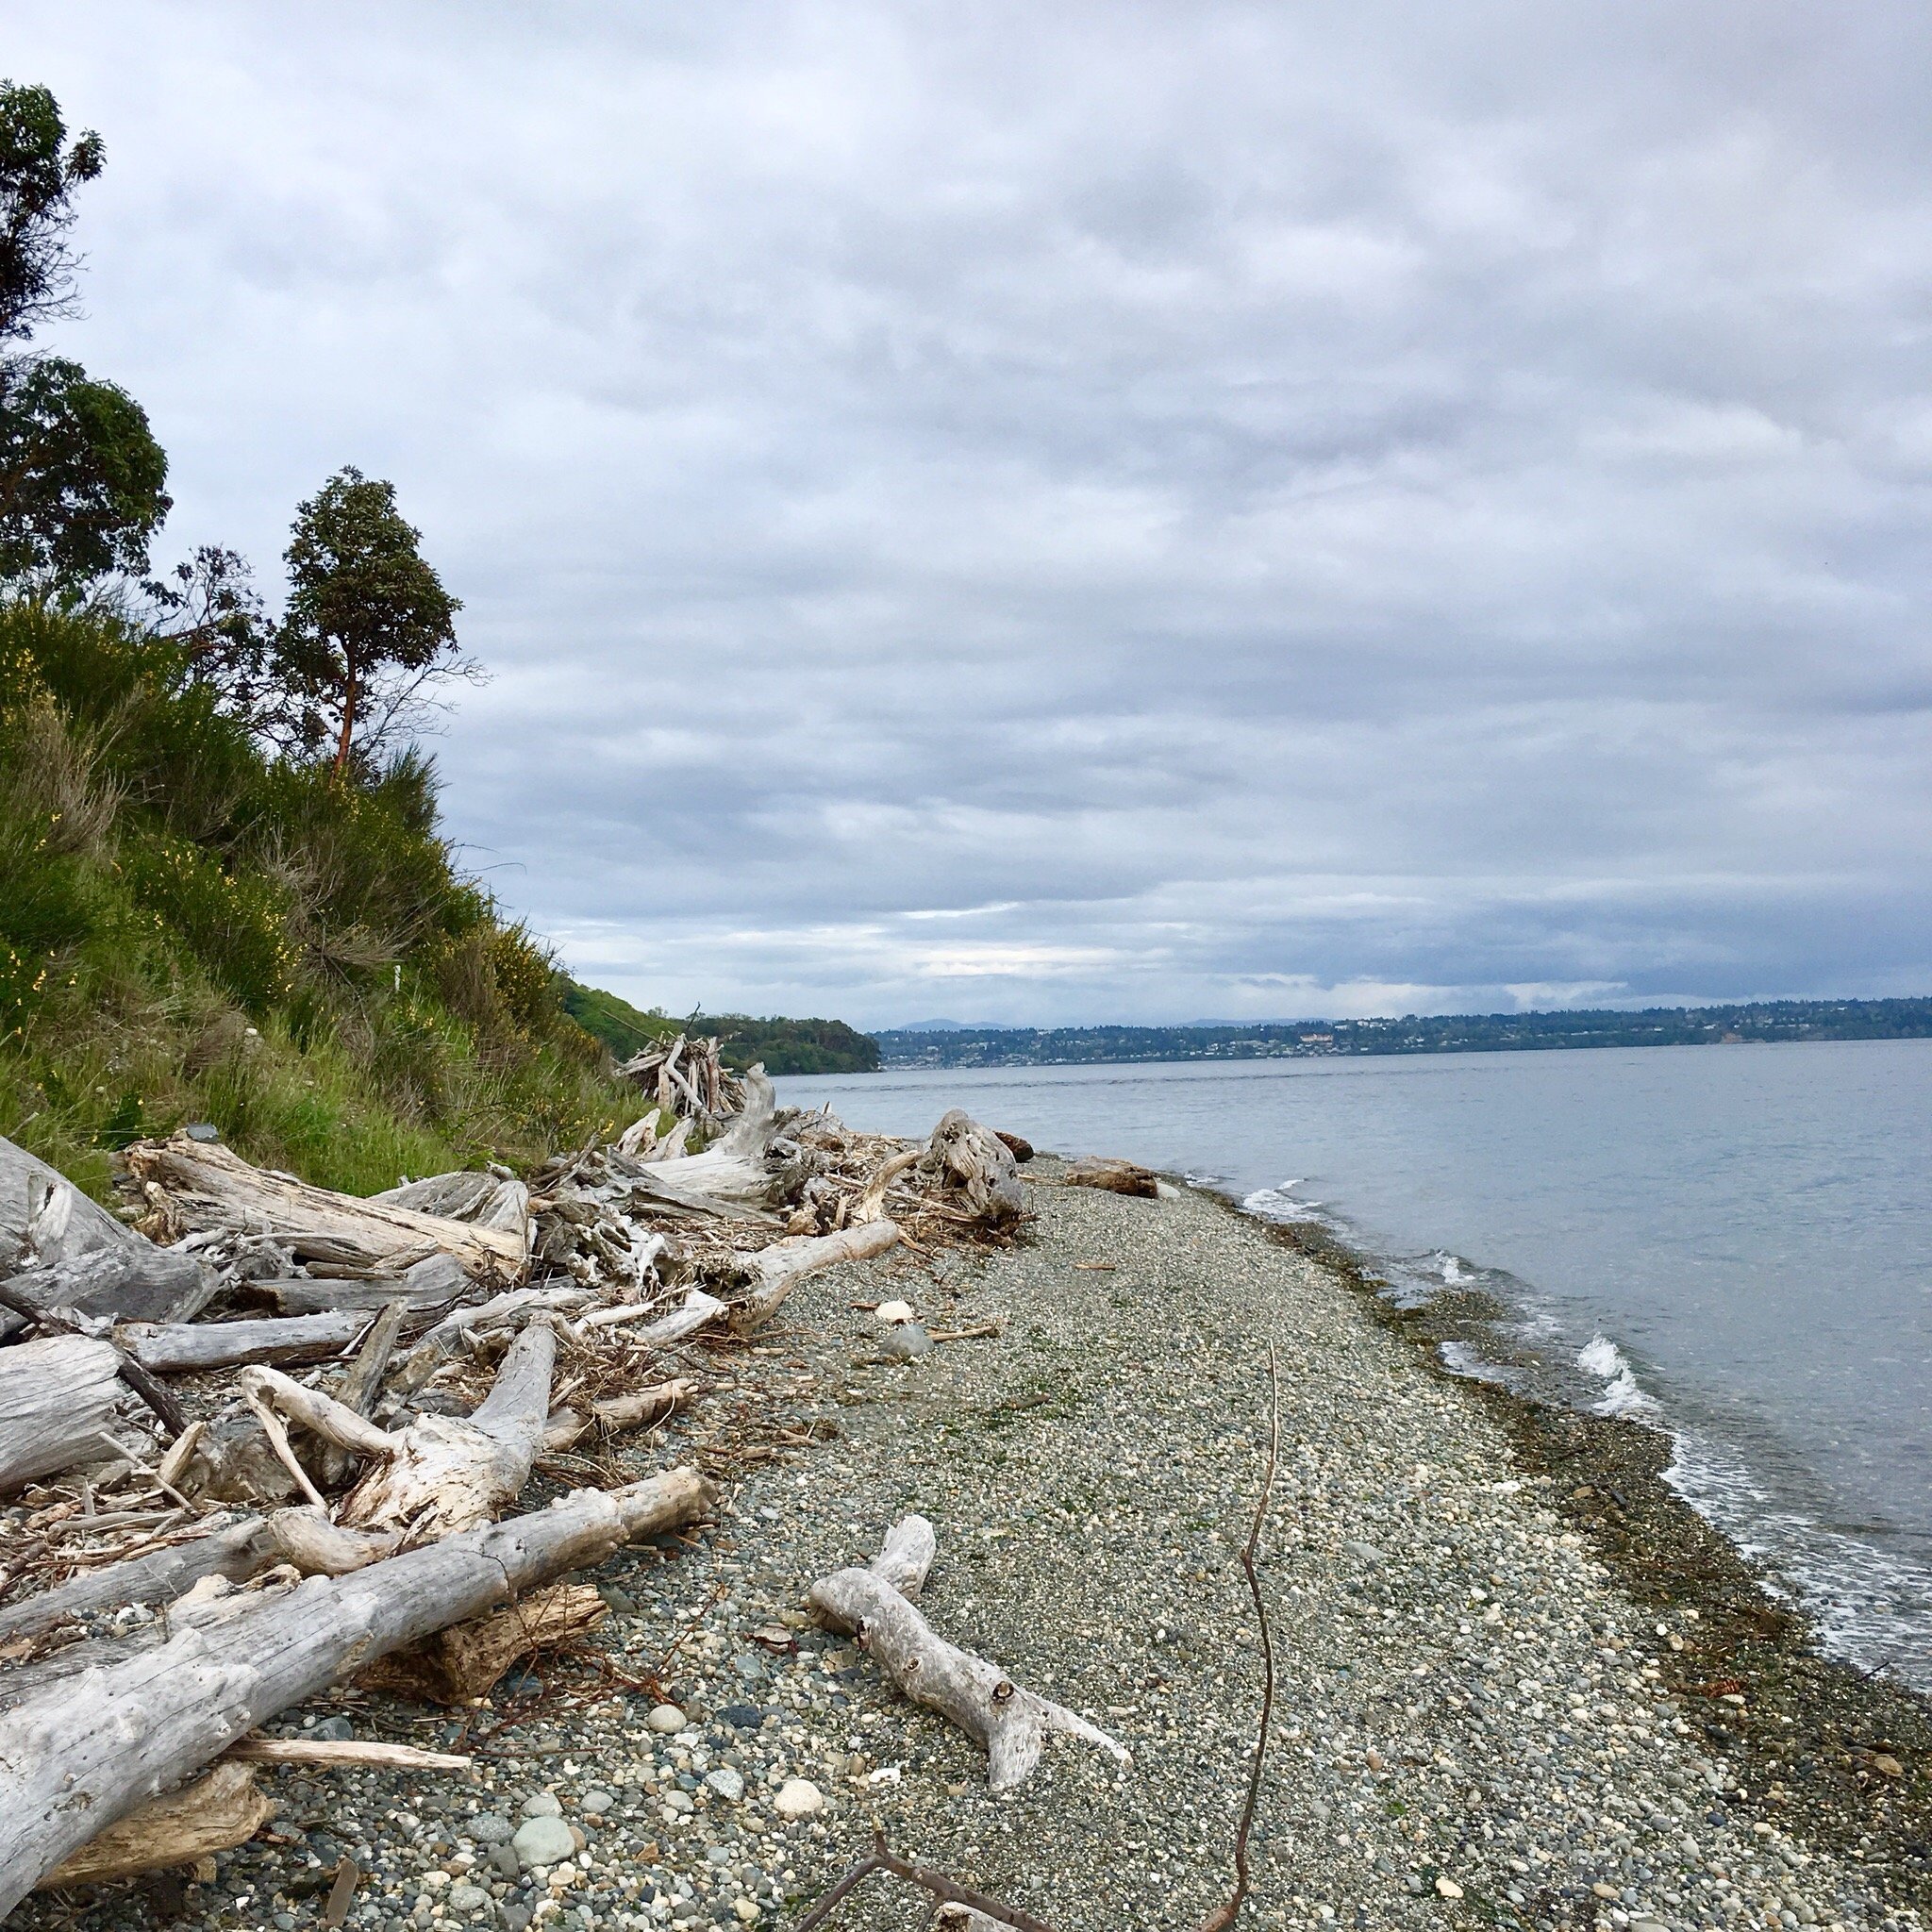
{"left": 0, "top": 1470, "right": 710, "bottom": 1912}
{"left": 809, "top": 1516, "right": 1128, "bottom": 1792}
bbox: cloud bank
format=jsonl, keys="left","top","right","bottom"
{"left": 14, "top": 2, "right": 1932, "bottom": 1023}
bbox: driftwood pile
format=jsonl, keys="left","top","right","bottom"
{"left": 615, "top": 1031, "right": 741, "bottom": 1137}
{"left": 0, "top": 1073, "right": 1033, "bottom": 1915}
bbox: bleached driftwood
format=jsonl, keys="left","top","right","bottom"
{"left": 1062, "top": 1157, "right": 1160, "bottom": 1199}
{"left": 854, "top": 1149, "right": 921, "bottom": 1224}
{"left": 240, "top": 1317, "right": 557, "bottom": 1534}
{"left": 921, "top": 1112, "right": 1025, "bottom": 1226}
{"left": 0, "top": 1242, "right": 215, "bottom": 1343}
{"left": 593, "top": 1376, "right": 697, "bottom": 1433}
{"left": 0, "top": 1136, "right": 137, "bottom": 1274}
{"left": 635, "top": 1287, "right": 727, "bottom": 1348}
{"left": 541, "top": 1375, "right": 697, "bottom": 1455}
{"left": 318, "top": 1298, "right": 408, "bottom": 1487}
{"left": 0, "top": 1468, "right": 711, "bottom": 1912}
{"left": 260, "top": 1250, "right": 468, "bottom": 1314}
{"left": 635, "top": 1067, "right": 780, "bottom": 1211}
{"left": 124, "top": 1135, "right": 528, "bottom": 1282}
{"left": 225, "top": 1735, "right": 470, "bottom": 1771}
{"left": 389, "top": 1284, "right": 589, "bottom": 1398}
{"left": 0, "top": 1334, "right": 126, "bottom": 1492}
{"left": 809, "top": 1516, "right": 1128, "bottom": 1792}
{"left": 37, "top": 1760, "right": 274, "bottom": 1890}
{"left": 358, "top": 1578, "right": 608, "bottom": 1705}
{"left": 372, "top": 1168, "right": 529, "bottom": 1238}
{"left": 727, "top": 1220, "right": 903, "bottom": 1333}
{"left": 117, "top": 1309, "right": 370, "bottom": 1374}
{"left": 0, "top": 1507, "right": 391, "bottom": 1645}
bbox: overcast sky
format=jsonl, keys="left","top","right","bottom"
{"left": 14, "top": 3, "right": 1932, "bottom": 1025}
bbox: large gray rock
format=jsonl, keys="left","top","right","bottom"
{"left": 510, "top": 1814, "right": 575, "bottom": 1870}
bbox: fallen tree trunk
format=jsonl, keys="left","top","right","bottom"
{"left": 36, "top": 1760, "right": 274, "bottom": 1890}
{"left": 390, "top": 1284, "right": 589, "bottom": 1398}
{"left": 117, "top": 1309, "right": 370, "bottom": 1374}
{"left": 0, "top": 1467, "right": 711, "bottom": 1912}
{"left": 0, "top": 1334, "right": 126, "bottom": 1493}
{"left": 124, "top": 1135, "right": 528, "bottom": 1283}
{"left": 808, "top": 1516, "right": 1128, "bottom": 1792}
{"left": 240, "top": 1317, "right": 557, "bottom": 1533}
{"left": 921, "top": 1112, "right": 1025, "bottom": 1226}
{"left": 0, "top": 1507, "right": 391, "bottom": 1645}
{"left": 727, "top": 1220, "right": 903, "bottom": 1333}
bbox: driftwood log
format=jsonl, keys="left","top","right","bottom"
{"left": 921, "top": 1112, "right": 1025, "bottom": 1226}
{"left": 808, "top": 1517, "right": 1128, "bottom": 1791}
{"left": 0, "top": 1136, "right": 137, "bottom": 1274}
{"left": 728, "top": 1220, "right": 903, "bottom": 1333}
{"left": 0, "top": 1333, "right": 127, "bottom": 1492}
{"left": 124, "top": 1135, "right": 528, "bottom": 1282}
{"left": 358, "top": 1578, "right": 608, "bottom": 1704}
{"left": 36, "top": 1760, "right": 275, "bottom": 1890}
{"left": 0, "top": 1507, "right": 393, "bottom": 1645}
{"left": 632, "top": 1068, "right": 779, "bottom": 1212}
{"left": 1062, "top": 1157, "right": 1161, "bottom": 1199}
{"left": 239, "top": 1316, "right": 557, "bottom": 1532}
{"left": 0, "top": 1242, "right": 215, "bottom": 1343}
{"left": 117, "top": 1309, "right": 370, "bottom": 1374}
{"left": 0, "top": 1468, "right": 711, "bottom": 1912}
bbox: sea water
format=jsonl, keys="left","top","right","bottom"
{"left": 779, "top": 1040, "right": 1932, "bottom": 1688}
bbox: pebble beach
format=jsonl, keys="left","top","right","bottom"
{"left": 14, "top": 1158, "right": 1928, "bottom": 1932}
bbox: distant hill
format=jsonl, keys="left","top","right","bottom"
{"left": 560, "top": 982, "right": 880, "bottom": 1076}
{"left": 872, "top": 999, "right": 1932, "bottom": 1069}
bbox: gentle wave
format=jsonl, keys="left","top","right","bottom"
{"left": 1230, "top": 1175, "right": 1932, "bottom": 1695}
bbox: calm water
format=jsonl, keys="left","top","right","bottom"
{"left": 778, "top": 1041, "right": 1932, "bottom": 1687}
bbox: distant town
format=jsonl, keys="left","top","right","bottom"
{"left": 871, "top": 997, "right": 1932, "bottom": 1070}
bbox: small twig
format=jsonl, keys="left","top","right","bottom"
{"left": 1199, "top": 1343, "right": 1280, "bottom": 1932}
{"left": 797, "top": 1833, "right": 1057, "bottom": 1932}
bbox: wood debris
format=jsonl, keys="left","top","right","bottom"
{"left": 0, "top": 1079, "right": 1037, "bottom": 1905}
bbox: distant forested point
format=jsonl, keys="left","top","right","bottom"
{"left": 560, "top": 982, "right": 879, "bottom": 1076}
{"left": 873, "top": 999, "right": 1932, "bottom": 1070}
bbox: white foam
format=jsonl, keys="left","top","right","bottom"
{"left": 1665, "top": 1431, "right": 1932, "bottom": 1693}
{"left": 1575, "top": 1333, "right": 1625, "bottom": 1378}
{"left": 1241, "top": 1180, "right": 1324, "bottom": 1225}
{"left": 1438, "top": 1251, "right": 1474, "bottom": 1286}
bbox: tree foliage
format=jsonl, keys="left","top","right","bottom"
{"left": 277, "top": 467, "right": 469, "bottom": 774}
{"left": 0, "top": 81, "right": 168, "bottom": 591}
{"left": 0, "top": 354, "right": 169, "bottom": 582}
{"left": 0, "top": 80, "right": 104, "bottom": 343}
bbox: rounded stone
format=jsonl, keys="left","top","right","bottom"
{"left": 773, "top": 1778, "right": 824, "bottom": 1820}
{"left": 521, "top": 1791, "right": 562, "bottom": 1819}
{"left": 579, "top": 1788, "right": 616, "bottom": 1815}
{"left": 705, "top": 1767, "right": 745, "bottom": 1803}
{"left": 648, "top": 1704, "right": 689, "bottom": 1734}
{"left": 470, "top": 1813, "right": 514, "bottom": 1844}
{"left": 510, "top": 1814, "right": 576, "bottom": 1871}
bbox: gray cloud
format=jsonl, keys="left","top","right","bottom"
{"left": 13, "top": 0, "right": 1932, "bottom": 1023}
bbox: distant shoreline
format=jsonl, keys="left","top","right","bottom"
{"left": 873, "top": 996, "right": 1932, "bottom": 1070}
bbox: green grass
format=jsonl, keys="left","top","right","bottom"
{"left": 0, "top": 596, "right": 644, "bottom": 1199}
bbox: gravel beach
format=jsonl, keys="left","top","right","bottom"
{"left": 14, "top": 1159, "right": 1927, "bottom": 1932}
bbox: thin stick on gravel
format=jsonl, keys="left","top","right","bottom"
{"left": 1199, "top": 1342, "right": 1281, "bottom": 1932}
{"left": 794, "top": 1832, "right": 1057, "bottom": 1932}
